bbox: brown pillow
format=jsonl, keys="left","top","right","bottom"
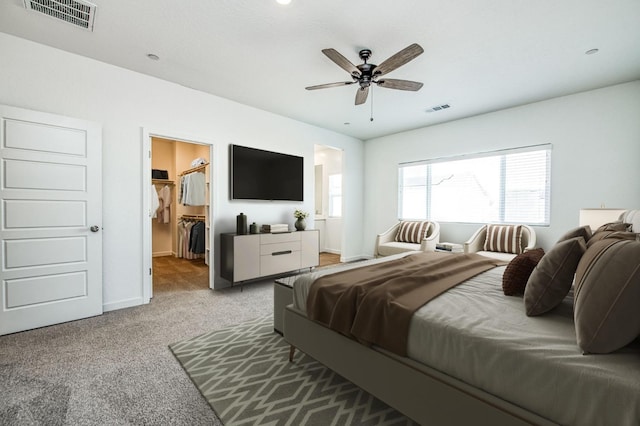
{"left": 483, "top": 224, "right": 523, "bottom": 254}
{"left": 502, "top": 248, "right": 545, "bottom": 296}
{"left": 588, "top": 230, "right": 638, "bottom": 247}
{"left": 596, "top": 222, "right": 632, "bottom": 232}
{"left": 574, "top": 239, "right": 640, "bottom": 353}
{"left": 557, "top": 225, "right": 592, "bottom": 244}
{"left": 394, "top": 221, "right": 431, "bottom": 244}
{"left": 524, "top": 237, "right": 586, "bottom": 316}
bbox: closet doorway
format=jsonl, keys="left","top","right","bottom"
{"left": 149, "top": 136, "right": 213, "bottom": 297}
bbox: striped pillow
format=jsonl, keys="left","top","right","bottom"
{"left": 483, "top": 224, "right": 523, "bottom": 254}
{"left": 395, "top": 221, "right": 431, "bottom": 244}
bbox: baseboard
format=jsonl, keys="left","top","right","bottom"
{"left": 152, "top": 251, "right": 173, "bottom": 257}
{"left": 103, "top": 297, "right": 145, "bottom": 312}
{"left": 341, "top": 254, "right": 374, "bottom": 263}
{"left": 321, "top": 249, "right": 341, "bottom": 255}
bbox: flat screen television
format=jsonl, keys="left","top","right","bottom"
{"left": 230, "top": 144, "right": 304, "bottom": 201}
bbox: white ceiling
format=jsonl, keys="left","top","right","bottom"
{"left": 1, "top": 0, "right": 639, "bottom": 140}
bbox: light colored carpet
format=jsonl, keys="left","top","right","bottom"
{"left": 170, "top": 315, "right": 417, "bottom": 425}
{"left": 0, "top": 256, "right": 274, "bottom": 425}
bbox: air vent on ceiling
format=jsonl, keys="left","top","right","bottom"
{"left": 24, "top": 0, "right": 97, "bottom": 31}
{"left": 425, "top": 103, "right": 451, "bottom": 113}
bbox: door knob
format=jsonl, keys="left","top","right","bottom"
{"left": 90, "top": 226, "right": 100, "bottom": 232}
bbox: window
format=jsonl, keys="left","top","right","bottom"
{"left": 328, "top": 173, "right": 342, "bottom": 217}
{"left": 398, "top": 145, "right": 551, "bottom": 225}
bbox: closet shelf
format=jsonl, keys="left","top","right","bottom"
{"left": 180, "top": 214, "right": 206, "bottom": 220}
{"left": 179, "top": 162, "right": 209, "bottom": 176}
{"left": 152, "top": 179, "right": 174, "bottom": 185}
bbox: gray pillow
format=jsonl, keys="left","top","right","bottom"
{"left": 524, "top": 237, "right": 586, "bottom": 316}
{"left": 574, "top": 239, "right": 640, "bottom": 353}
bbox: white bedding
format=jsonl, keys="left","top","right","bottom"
{"left": 292, "top": 254, "right": 640, "bottom": 426}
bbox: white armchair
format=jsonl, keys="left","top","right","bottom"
{"left": 375, "top": 221, "right": 440, "bottom": 257}
{"left": 464, "top": 224, "right": 536, "bottom": 261}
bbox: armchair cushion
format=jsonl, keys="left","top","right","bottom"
{"left": 483, "top": 224, "right": 523, "bottom": 254}
{"left": 395, "top": 221, "right": 431, "bottom": 244}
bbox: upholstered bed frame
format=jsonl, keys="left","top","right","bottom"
{"left": 284, "top": 210, "right": 640, "bottom": 425}
{"left": 283, "top": 306, "right": 556, "bottom": 425}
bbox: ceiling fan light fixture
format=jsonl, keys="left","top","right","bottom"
{"left": 306, "top": 43, "right": 424, "bottom": 106}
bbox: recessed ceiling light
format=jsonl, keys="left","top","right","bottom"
{"left": 585, "top": 48, "right": 599, "bottom": 55}
{"left": 147, "top": 53, "right": 160, "bottom": 60}
{"left": 276, "top": 0, "right": 292, "bottom": 5}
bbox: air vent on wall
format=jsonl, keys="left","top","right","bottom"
{"left": 425, "top": 103, "right": 451, "bottom": 113}
{"left": 24, "top": 0, "right": 97, "bottom": 31}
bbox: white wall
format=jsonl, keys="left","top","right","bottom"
{"left": 0, "top": 33, "right": 364, "bottom": 309}
{"left": 364, "top": 81, "right": 640, "bottom": 255}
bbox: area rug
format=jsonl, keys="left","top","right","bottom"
{"left": 169, "top": 315, "right": 417, "bottom": 425}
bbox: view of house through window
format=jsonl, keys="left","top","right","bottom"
{"left": 398, "top": 145, "right": 551, "bottom": 225}
{"left": 328, "top": 173, "right": 342, "bottom": 217}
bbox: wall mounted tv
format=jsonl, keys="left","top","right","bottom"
{"left": 230, "top": 144, "right": 304, "bottom": 201}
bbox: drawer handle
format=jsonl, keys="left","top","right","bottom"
{"left": 272, "top": 250, "right": 292, "bottom": 256}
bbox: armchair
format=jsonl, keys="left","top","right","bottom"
{"left": 375, "top": 221, "right": 440, "bottom": 257}
{"left": 464, "top": 224, "right": 536, "bottom": 261}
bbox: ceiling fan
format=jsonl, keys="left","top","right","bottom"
{"left": 305, "top": 43, "right": 424, "bottom": 105}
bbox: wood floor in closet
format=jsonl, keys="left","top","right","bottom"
{"left": 152, "top": 256, "right": 208, "bottom": 292}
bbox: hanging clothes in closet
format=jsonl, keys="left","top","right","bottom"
{"left": 156, "top": 185, "right": 171, "bottom": 223}
{"left": 177, "top": 217, "right": 206, "bottom": 260}
{"left": 179, "top": 172, "right": 206, "bottom": 206}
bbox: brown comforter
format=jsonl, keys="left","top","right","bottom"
{"left": 307, "top": 252, "right": 506, "bottom": 356}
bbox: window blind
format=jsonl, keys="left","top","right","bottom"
{"left": 398, "top": 144, "right": 551, "bottom": 225}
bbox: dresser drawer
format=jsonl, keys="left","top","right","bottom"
{"left": 261, "top": 232, "right": 300, "bottom": 244}
{"left": 260, "top": 241, "right": 300, "bottom": 256}
{"left": 261, "top": 251, "right": 301, "bottom": 276}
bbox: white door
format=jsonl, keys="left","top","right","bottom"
{"left": 0, "top": 105, "right": 102, "bottom": 335}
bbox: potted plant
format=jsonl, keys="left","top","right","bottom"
{"left": 294, "top": 209, "right": 308, "bottom": 231}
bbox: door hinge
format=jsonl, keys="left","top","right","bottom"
{"left": 149, "top": 268, "right": 152, "bottom": 276}
{"left": 149, "top": 150, "right": 151, "bottom": 158}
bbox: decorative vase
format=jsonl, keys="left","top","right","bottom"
{"left": 294, "top": 218, "right": 306, "bottom": 231}
{"left": 236, "top": 212, "right": 247, "bottom": 235}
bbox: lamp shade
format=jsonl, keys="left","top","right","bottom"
{"left": 579, "top": 208, "right": 626, "bottom": 231}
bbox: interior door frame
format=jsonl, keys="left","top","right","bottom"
{"left": 141, "top": 127, "right": 217, "bottom": 302}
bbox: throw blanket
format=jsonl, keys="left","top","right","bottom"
{"left": 307, "top": 252, "right": 506, "bottom": 356}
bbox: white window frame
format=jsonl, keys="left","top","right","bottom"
{"left": 398, "top": 144, "right": 551, "bottom": 225}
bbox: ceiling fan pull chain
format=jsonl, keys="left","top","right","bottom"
{"left": 370, "top": 86, "right": 374, "bottom": 122}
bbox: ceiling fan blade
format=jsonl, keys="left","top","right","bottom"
{"left": 373, "top": 43, "right": 424, "bottom": 77}
{"left": 355, "top": 86, "right": 369, "bottom": 105}
{"left": 376, "top": 79, "right": 423, "bottom": 91}
{"left": 322, "top": 48, "right": 361, "bottom": 77}
{"left": 305, "top": 81, "right": 355, "bottom": 90}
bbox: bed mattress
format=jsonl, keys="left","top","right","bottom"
{"left": 292, "top": 254, "right": 640, "bottom": 426}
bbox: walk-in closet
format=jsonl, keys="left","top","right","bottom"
{"left": 151, "top": 137, "right": 211, "bottom": 292}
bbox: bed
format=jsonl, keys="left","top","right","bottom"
{"left": 282, "top": 244, "right": 640, "bottom": 425}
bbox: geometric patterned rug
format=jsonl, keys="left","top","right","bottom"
{"left": 169, "top": 315, "right": 418, "bottom": 425}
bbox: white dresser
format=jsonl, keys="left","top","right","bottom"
{"left": 220, "top": 230, "right": 319, "bottom": 284}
